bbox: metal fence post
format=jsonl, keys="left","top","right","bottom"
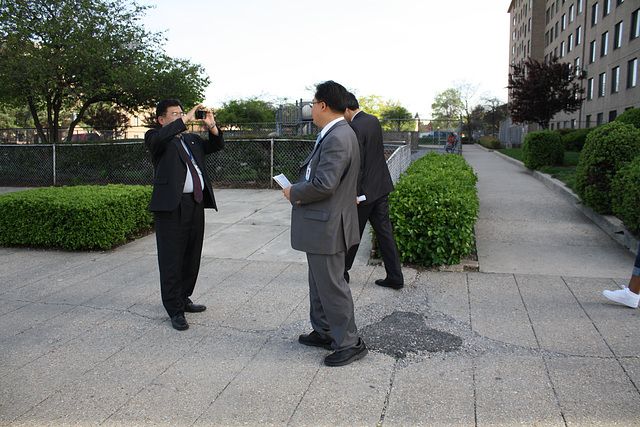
{"left": 270, "top": 138, "right": 274, "bottom": 189}
{"left": 52, "top": 143, "right": 57, "bottom": 186}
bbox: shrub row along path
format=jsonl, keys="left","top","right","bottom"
{"left": 1, "top": 143, "right": 638, "bottom": 426}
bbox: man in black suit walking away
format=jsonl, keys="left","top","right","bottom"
{"left": 145, "top": 99, "right": 224, "bottom": 330}
{"left": 343, "top": 92, "right": 404, "bottom": 289}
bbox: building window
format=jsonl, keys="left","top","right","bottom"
{"left": 575, "top": 57, "right": 581, "bottom": 75}
{"left": 603, "top": 0, "right": 610, "bottom": 16}
{"left": 562, "top": 14, "right": 567, "bottom": 31}
{"left": 632, "top": 8, "right": 640, "bottom": 40}
{"left": 612, "top": 66, "right": 620, "bottom": 93}
{"left": 577, "top": 26, "right": 582, "bottom": 45}
{"left": 597, "top": 113, "right": 604, "bottom": 125}
{"left": 614, "top": 21, "right": 623, "bottom": 49}
{"left": 628, "top": 58, "right": 638, "bottom": 88}
{"left": 590, "top": 40, "right": 597, "bottom": 63}
{"left": 570, "top": 4, "right": 575, "bottom": 22}
{"left": 599, "top": 72, "right": 607, "bottom": 97}
{"left": 592, "top": 3, "right": 598, "bottom": 26}
{"left": 588, "top": 78, "right": 594, "bottom": 99}
{"left": 609, "top": 111, "right": 617, "bottom": 122}
{"left": 586, "top": 115, "right": 591, "bottom": 127}
{"left": 568, "top": 34, "right": 574, "bottom": 52}
{"left": 578, "top": 0, "right": 583, "bottom": 14}
{"left": 561, "top": 41, "right": 566, "bottom": 57}
{"left": 601, "top": 31, "right": 609, "bottom": 56}
{"left": 571, "top": 119, "right": 577, "bottom": 129}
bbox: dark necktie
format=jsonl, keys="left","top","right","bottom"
{"left": 182, "top": 140, "right": 203, "bottom": 203}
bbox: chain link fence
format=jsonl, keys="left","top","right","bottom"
{"left": 0, "top": 137, "right": 412, "bottom": 189}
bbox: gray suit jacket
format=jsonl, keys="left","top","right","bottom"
{"left": 289, "top": 120, "right": 360, "bottom": 255}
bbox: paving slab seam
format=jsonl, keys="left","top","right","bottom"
{"left": 286, "top": 367, "right": 322, "bottom": 426}
{"left": 559, "top": 276, "right": 640, "bottom": 396}
{"left": 376, "top": 358, "right": 400, "bottom": 427}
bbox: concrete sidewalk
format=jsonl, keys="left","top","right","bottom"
{"left": 1, "top": 144, "right": 639, "bottom": 426}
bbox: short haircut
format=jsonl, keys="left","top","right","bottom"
{"left": 314, "top": 81, "right": 348, "bottom": 113}
{"left": 156, "top": 99, "right": 183, "bottom": 118}
{"left": 346, "top": 92, "right": 359, "bottom": 110}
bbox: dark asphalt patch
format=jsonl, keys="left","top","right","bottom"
{"left": 361, "top": 311, "right": 463, "bottom": 358}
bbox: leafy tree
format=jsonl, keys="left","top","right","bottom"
{"left": 454, "top": 81, "right": 480, "bottom": 139}
{"left": 83, "top": 103, "right": 129, "bottom": 139}
{"left": 0, "top": 105, "right": 35, "bottom": 128}
{"left": 380, "top": 101, "right": 413, "bottom": 131}
{"left": 431, "top": 88, "right": 464, "bottom": 122}
{"left": 482, "top": 97, "right": 508, "bottom": 135}
{"left": 507, "top": 57, "right": 585, "bottom": 129}
{"left": 215, "top": 97, "right": 276, "bottom": 123}
{"left": 0, "top": 0, "right": 209, "bottom": 142}
{"left": 358, "top": 95, "right": 385, "bottom": 117}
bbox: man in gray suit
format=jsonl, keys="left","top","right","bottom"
{"left": 282, "top": 81, "right": 367, "bottom": 367}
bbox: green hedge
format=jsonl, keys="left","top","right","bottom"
{"left": 389, "top": 152, "right": 479, "bottom": 266}
{"left": 522, "top": 130, "right": 563, "bottom": 170}
{"left": 611, "top": 156, "right": 640, "bottom": 236}
{"left": 561, "top": 127, "right": 593, "bottom": 152}
{"left": 0, "top": 184, "right": 153, "bottom": 250}
{"left": 574, "top": 122, "right": 640, "bottom": 214}
{"left": 478, "top": 136, "right": 500, "bottom": 149}
{"left": 615, "top": 108, "right": 640, "bottom": 129}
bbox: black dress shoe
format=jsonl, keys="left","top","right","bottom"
{"left": 298, "top": 330, "right": 333, "bottom": 350}
{"left": 324, "top": 338, "right": 368, "bottom": 367}
{"left": 375, "top": 278, "right": 404, "bottom": 290}
{"left": 171, "top": 314, "right": 189, "bottom": 331}
{"left": 184, "top": 302, "right": 206, "bottom": 313}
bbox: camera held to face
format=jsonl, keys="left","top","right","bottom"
{"left": 195, "top": 110, "right": 207, "bottom": 120}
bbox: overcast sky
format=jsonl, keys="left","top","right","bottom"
{"left": 138, "top": 0, "right": 510, "bottom": 118}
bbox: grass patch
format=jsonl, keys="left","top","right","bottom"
{"left": 499, "top": 148, "right": 580, "bottom": 191}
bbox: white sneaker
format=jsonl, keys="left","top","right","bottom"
{"left": 603, "top": 288, "right": 640, "bottom": 308}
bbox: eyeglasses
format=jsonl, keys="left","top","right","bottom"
{"left": 166, "top": 111, "right": 186, "bottom": 117}
{"left": 311, "top": 100, "right": 324, "bottom": 106}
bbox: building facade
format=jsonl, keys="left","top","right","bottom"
{"left": 508, "top": 0, "right": 640, "bottom": 130}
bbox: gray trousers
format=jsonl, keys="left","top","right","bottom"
{"left": 306, "top": 251, "right": 359, "bottom": 351}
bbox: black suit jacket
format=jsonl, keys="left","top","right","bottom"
{"left": 145, "top": 119, "right": 224, "bottom": 212}
{"left": 349, "top": 111, "right": 394, "bottom": 205}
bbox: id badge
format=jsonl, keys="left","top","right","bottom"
{"left": 305, "top": 161, "right": 312, "bottom": 181}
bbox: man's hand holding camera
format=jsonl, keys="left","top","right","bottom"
{"left": 183, "top": 103, "right": 218, "bottom": 136}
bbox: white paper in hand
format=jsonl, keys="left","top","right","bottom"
{"left": 273, "top": 173, "right": 292, "bottom": 188}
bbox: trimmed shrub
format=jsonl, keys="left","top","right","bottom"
{"left": 611, "top": 156, "right": 640, "bottom": 236}
{"left": 574, "top": 122, "right": 640, "bottom": 213}
{"left": 562, "top": 127, "right": 593, "bottom": 152}
{"left": 478, "top": 136, "right": 500, "bottom": 149}
{"left": 0, "top": 184, "right": 152, "bottom": 250}
{"left": 615, "top": 108, "right": 640, "bottom": 129}
{"left": 389, "top": 152, "right": 479, "bottom": 266}
{"left": 522, "top": 130, "right": 564, "bottom": 170}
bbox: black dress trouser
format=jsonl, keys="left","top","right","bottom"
{"left": 153, "top": 194, "right": 204, "bottom": 317}
{"left": 345, "top": 194, "right": 403, "bottom": 284}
